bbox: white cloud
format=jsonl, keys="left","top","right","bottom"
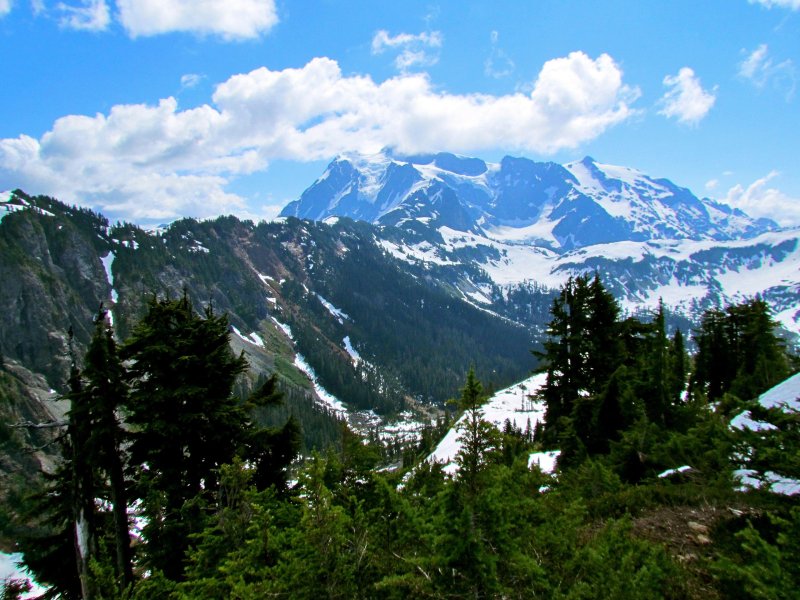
{"left": 0, "top": 0, "right": 11, "bottom": 17}
{"left": 705, "top": 179, "right": 719, "bottom": 191}
{"left": 739, "top": 44, "right": 796, "bottom": 100}
{"left": 485, "top": 30, "right": 515, "bottom": 79}
{"left": 658, "top": 67, "right": 717, "bottom": 125}
{"left": 57, "top": 0, "right": 110, "bottom": 30}
{"left": 116, "top": 0, "right": 278, "bottom": 40}
{"left": 750, "top": 0, "right": 800, "bottom": 9}
{"left": 721, "top": 171, "right": 800, "bottom": 226}
{"left": 180, "top": 73, "right": 205, "bottom": 89}
{"left": 0, "top": 53, "right": 639, "bottom": 222}
{"left": 371, "top": 29, "right": 443, "bottom": 72}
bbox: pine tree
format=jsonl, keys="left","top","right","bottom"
{"left": 454, "top": 368, "right": 499, "bottom": 499}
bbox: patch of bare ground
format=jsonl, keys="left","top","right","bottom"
{"left": 631, "top": 503, "right": 757, "bottom": 600}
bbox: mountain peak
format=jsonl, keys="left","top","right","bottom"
{"left": 281, "top": 151, "right": 778, "bottom": 248}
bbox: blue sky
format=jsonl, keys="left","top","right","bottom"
{"left": 0, "top": 0, "right": 798, "bottom": 226}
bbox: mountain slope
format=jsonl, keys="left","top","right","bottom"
{"left": 281, "top": 152, "right": 800, "bottom": 337}
{"left": 0, "top": 191, "right": 542, "bottom": 419}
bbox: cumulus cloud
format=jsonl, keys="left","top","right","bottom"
{"left": 739, "top": 44, "right": 796, "bottom": 100}
{"left": 371, "top": 29, "right": 443, "bottom": 72}
{"left": 116, "top": 0, "right": 278, "bottom": 40}
{"left": 57, "top": 0, "right": 110, "bottom": 30}
{"left": 485, "top": 30, "right": 515, "bottom": 79}
{"left": 0, "top": 53, "right": 639, "bottom": 222}
{"left": 0, "top": 0, "right": 11, "bottom": 17}
{"left": 721, "top": 171, "right": 800, "bottom": 226}
{"left": 749, "top": 0, "right": 800, "bottom": 8}
{"left": 658, "top": 67, "right": 717, "bottom": 125}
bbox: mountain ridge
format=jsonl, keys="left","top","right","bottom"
{"left": 281, "top": 151, "right": 779, "bottom": 250}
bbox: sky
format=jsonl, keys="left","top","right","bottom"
{"left": 0, "top": 0, "right": 798, "bottom": 226}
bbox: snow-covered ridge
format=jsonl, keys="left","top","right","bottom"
{"left": 282, "top": 151, "right": 777, "bottom": 251}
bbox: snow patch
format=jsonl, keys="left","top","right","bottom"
{"left": 317, "top": 294, "right": 350, "bottom": 323}
{"left": 293, "top": 353, "right": 348, "bottom": 415}
{"left": 0, "top": 552, "right": 45, "bottom": 597}
{"left": 428, "top": 373, "right": 548, "bottom": 473}
{"left": 528, "top": 450, "right": 560, "bottom": 474}
{"left": 343, "top": 336, "right": 361, "bottom": 366}
{"left": 271, "top": 317, "right": 294, "bottom": 340}
{"left": 231, "top": 326, "right": 266, "bottom": 349}
{"left": 658, "top": 465, "right": 693, "bottom": 478}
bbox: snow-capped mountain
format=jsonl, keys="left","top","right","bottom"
{"left": 281, "top": 151, "right": 800, "bottom": 336}
{"left": 281, "top": 151, "right": 776, "bottom": 250}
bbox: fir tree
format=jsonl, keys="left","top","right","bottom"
{"left": 120, "top": 293, "right": 248, "bottom": 580}
{"left": 79, "top": 308, "right": 133, "bottom": 591}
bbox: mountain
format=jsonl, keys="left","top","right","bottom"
{"left": 0, "top": 190, "right": 545, "bottom": 451}
{"left": 2, "top": 148, "right": 799, "bottom": 460}
{"left": 281, "top": 151, "right": 776, "bottom": 250}
{"left": 282, "top": 151, "right": 800, "bottom": 336}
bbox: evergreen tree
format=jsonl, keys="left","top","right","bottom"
{"left": 692, "top": 299, "right": 790, "bottom": 402}
{"left": 454, "top": 368, "right": 500, "bottom": 498}
{"left": 120, "top": 293, "right": 248, "bottom": 580}
{"left": 538, "top": 274, "right": 627, "bottom": 463}
{"left": 79, "top": 308, "right": 133, "bottom": 591}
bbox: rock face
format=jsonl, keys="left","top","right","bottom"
{"left": 0, "top": 359, "right": 66, "bottom": 514}
{"left": 0, "top": 195, "right": 110, "bottom": 385}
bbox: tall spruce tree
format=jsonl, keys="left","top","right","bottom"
{"left": 120, "top": 293, "right": 248, "bottom": 580}
{"left": 538, "top": 274, "right": 627, "bottom": 461}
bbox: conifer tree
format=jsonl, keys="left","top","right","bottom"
{"left": 692, "top": 299, "right": 790, "bottom": 402}
{"left": 120, "top": 293, "right": 248, "bottom": 580}
{"left": 454, "top": 368, "right": 499, "bottom": 498}
{"left": 79, "top": 308, "right": 133, "bottom": 591}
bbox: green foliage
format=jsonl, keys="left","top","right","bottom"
{"left": 712, "top": 509, "right": 800, "bottom": 600}
{"left": 691, "top": 299, "right": 790, "bottom": 403}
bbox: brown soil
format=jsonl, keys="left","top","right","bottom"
{"left": 631, "top": 503, "right": 756, "bottom": 600}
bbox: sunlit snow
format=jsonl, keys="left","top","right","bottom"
{"left": 293, "top": 353, "right": 348, "bottom": 415}
{"left": 0, "top": 552, "right": 45, "bottom": 597}
{"left": 316, "top": 294, "right": 350, "bottom": 323}
{"left": 732, "top": 373, "right": 800, "bottom": 495}
{"left": 428, "top": 373, "right": 548, "bottom": 474}
{"left": 343, "top": 336, "right": 361, "bottom": 365}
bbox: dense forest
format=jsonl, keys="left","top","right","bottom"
{"left": 2, "top": 274, "right": 799, "bottom": 599}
